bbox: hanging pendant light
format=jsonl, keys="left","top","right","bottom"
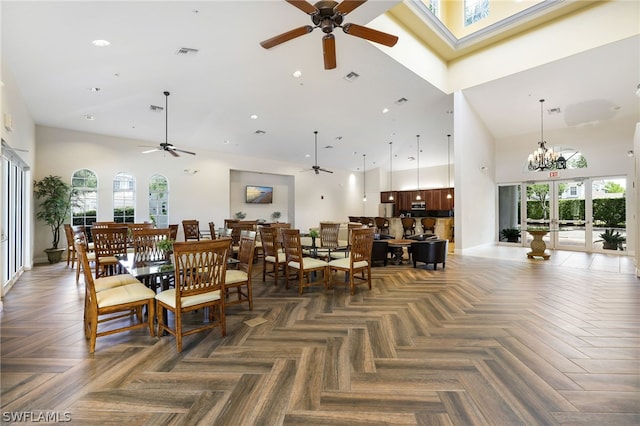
{"left": 388, "top": 141, "right": 394, "bottom": 201}
{"left": 446, "top": 134, "right": 452, "bottom": 199}
{"left": 362, "top": 153, "right": 367, "bottom": 202}
{"left": 527, "top": 99, "right": 566, "bottom": 171}
{"left": 415, "top": 135, "right": 421, "bottom": 200}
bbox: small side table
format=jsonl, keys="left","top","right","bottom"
{"left": 386, "top": 239, "right": 414, "bottom": 265}
{"left": 526, "top": 230, "right": 550, "bottom": 260}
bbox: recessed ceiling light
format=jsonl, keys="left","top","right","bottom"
{"left": 305, "top": 154, "right": 310, "bottom": 158}
{"left": 293, "top": 70, "right": 302, "bottom": 78}
{"left": 250, "top": 114, "right": 258, "bottom": 120}
{"left": 84, "top": 115, "right": 95, "bottom": 121}
{"left": 223, "top": 140, "right": 230, "bottom": 145}
{"left": 92, "top": 39, "right": 110, "bottom": 47}
{"left": 382, "top": 108, "right": 389, "bottom": 114}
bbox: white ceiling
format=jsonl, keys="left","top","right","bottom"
{"left": 2, "top": 1, "right": 638, "bottom": 172}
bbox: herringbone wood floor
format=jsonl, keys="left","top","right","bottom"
{"left": 1, "top": 253, "right": 639, "bottom": 425}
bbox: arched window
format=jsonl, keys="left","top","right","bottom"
{"left": 149, "top": 174, "right": 168, "bottom": 228}
{"left": 113, "top": 172, "right": 135, "bottom": 223}
{"left": 71, "top": 169, "right": 98, "bottom": 226}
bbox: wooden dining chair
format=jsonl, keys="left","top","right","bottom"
{"left": 225, "top": 234, "right": 256, "bottom": 310}
{"left": 131, "top": 228, "right": 171, "bottom": 264}
{"left": 76, "top": 240, "right": 155, "bottom": 353}
{"left": 155, "top": 239, "right": 229, "bottom": 352}
{"left": 64, "top": 224, "right": 77, "bottom": 268}
{"left": 328, "top": 228, "right": 374, "bottom": 295}
{"left": 260, "top": 226, "right": 286, "bottom": 286}
{"left": 182, "top": 219, "right": 200, "bottom": 241}
{"left": 401, "top": 217, "right": 416, "bottom": 238}
{"left": 208, "top": 222, "right": 217, "bottom": 240}
{"left": 91, "top": 226, "right": 130, "bottom": 278}
{"left": 281, "top": 228, "right": 329, "bottom": 295}
{"left": 127, "top": 222, "right": 155, "bottom": 233}
{"left": 168, "top": 224, "right": 179, "bottom": 241}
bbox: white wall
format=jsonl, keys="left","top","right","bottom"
{"left": 454, "top": 91, "right": 496, "bottom": 251}
{"left": 33, "top": 126, "right": 363, "bottom": 263}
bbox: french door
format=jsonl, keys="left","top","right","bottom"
{"left": 521, "top": 177, "right": 627, "bottom": 253}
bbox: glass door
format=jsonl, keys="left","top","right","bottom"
{"left": 591, "top": 176, "right": 627, "bottom": 253}
{"left": 524, "top": 182, "right": 553, "bottom": 248}
{"left": 553, "top": 178, "right": 588, "bottom": 251}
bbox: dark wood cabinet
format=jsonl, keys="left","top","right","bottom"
{"left": 378, "top": 187, "right": 454, "bottom": 216}
{"left": 380, "top": 191, "right": 396, "bottom": 203}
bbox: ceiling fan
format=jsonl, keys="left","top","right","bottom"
{"left": 142, "top": 91, "right": 196, "bottom": 157}
{"left": 304, "top": 131, "right": 333, "bottom": 174}
{"left": 260, "top": 0, "right": 399, "bottom": 70}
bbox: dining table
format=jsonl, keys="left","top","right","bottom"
{"left": 386, "top": 239, "right": 415, "bottom": 265}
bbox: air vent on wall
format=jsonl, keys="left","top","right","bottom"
{"left": 176, "top": 47, "right": 199, "bottom": 55}
{"left": 344, "top": 71, "right": 360, "bottom": 82}
{"left": 150, "top": 105, "right": 164, "bottom": 112}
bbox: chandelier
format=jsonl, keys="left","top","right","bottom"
{"left": 528, "top": 99, "right": 566, "bottom": 171}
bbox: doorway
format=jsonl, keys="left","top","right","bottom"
{"left": 500, "top": 177, "right": 628, "bottom": 254}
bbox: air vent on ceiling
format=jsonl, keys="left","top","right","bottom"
{"left": 254, "top": 130, "right": 266, "bottom": 135}
{"left": 395, "top": 97, "right": 408, "bottom": 105}
{"left": 548, "top": 107, "right": 562, "bottom": 114}
{"left": 176, "top": 47, "right": 199, "bottom": 56}
{"left": 324, "top": 145, "right": 334, "bottom": 149}
{"left": 149, "top": 105, "right": 164, "bottom": 112}
{"left": 344, "top": 71, "right": 360, "bottom": 82}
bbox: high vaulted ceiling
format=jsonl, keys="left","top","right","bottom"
{"left": 2, "top": 1, "right": 638, "bottom": 172}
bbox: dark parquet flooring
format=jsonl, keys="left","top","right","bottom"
{"left": 1, "top": 254, "right": 639, "bottom": 425}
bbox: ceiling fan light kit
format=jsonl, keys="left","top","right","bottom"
{"left": 260, "top": 0, "right": 399, "bottom": 70}
{"left": 142, "top": 91, "right": 196, "bottom": 157}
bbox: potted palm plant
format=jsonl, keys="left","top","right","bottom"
{"left": 34, "top": 175, "right": 76, "bottom": 263}
{"left": 500, "top": 227, "right": 521, "bottom": 243}
{"left": 595, "top": 229, "right": 626, "bottom": 250}
{"left": 271, "top": 211, "right": 281, "bottom": 222}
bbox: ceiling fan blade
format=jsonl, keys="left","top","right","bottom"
{"left": 173, "top": 148, "right": 196, "bottom": 156}
{"left": 142, "top": 148, "right": 161, "bottom": 154}
{"left": 168, "top": 149, "right": 180, "bottom": 157}
{"left": 318, "top": 168, "right": 334, "bottom": 174}
{"left": 260, "top": 25, "right": 313, "bottom": 49}
{"left": 342, "top": 23, "right": 398, "bottom": 47}
{"left": 323, "top": 34, "right": 337, "bottom": 70}
{"left": 285, "top": 0, "right": 319, "bottom": 15}
{"left": 335, "top": 0, "right": 367, "bottom": 16}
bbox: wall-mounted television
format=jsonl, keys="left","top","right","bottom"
{"left": 246, "top": 185, "right": 273, "bottom": 204}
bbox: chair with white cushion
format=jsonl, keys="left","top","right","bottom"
{"left": 76, "top": 240, "right": 155, "bottom": 353}
{"left": 155, "top": 239, "right": 229, "bottom": 352}
{"left": 225, "top": 234, "right": 256, "bottom": 310}
{"left": 260, "top": 226, "right": 286, "bottom": 286}
{"left": 328, "top": 228, "right": 374, "bottom": 295}
{"left": 281, "top": 228, "right": 329, "bottom": 295}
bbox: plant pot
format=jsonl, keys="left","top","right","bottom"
{"left": 44, "top": 248, "right": 65, "bottom": 264}
{"left": 602, "top": 242, "right": 619, "bottom": 250}
{"left": 507, "top": 237, "right": 519, "bottom": 243}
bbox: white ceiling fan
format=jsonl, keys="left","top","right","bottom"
{"left": 303, "top": 130, "right": 333, "bottom": 174}
{"left": 142, "top": 91, "right": 196, "bottom": 157}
